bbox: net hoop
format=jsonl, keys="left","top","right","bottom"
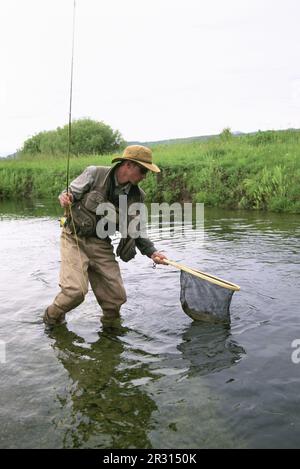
{"left": 164, "top": 259, "right": 240, "bottom": 291}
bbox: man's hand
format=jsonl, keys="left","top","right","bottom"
{"left": 59, "top": 192, "right": 73, "bottom": 208}
{"left": 151, "top": 251, "right": 168, "bottom": 265}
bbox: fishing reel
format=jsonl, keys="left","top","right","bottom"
{"left": 59, "top": 216, "right": 68, "bottom": 228}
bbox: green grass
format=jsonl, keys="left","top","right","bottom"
{"left": 1, "top": 129, "right": 300, "bottom": 212}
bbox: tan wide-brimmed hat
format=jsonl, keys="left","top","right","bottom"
{"left": 111, "top": 145, "right": 160, "bottom": 173}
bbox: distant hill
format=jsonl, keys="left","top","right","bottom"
{"left": 129, "top": 131, "right": 246, "bottom": 147}
{"left": 130, "top": 128, "right": 300, "bottom": 147}
{"left": 0, "top": 152, "right": 18, "bottom": 159}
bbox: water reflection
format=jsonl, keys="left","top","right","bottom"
{"left": 47, "top": 322, "right": 157, "bottom": 449}
{"left": 46, "top": 319, "right": 245, "bottom": 449}
{"left": 178, "top": 321, "right": 245, "bottom": 376}
{"left": 0, "top": 199, "right": 61, "bottom": 218}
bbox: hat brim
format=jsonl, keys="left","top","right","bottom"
{"left": 111, "top": 156, "right": 160, "bottom": 173}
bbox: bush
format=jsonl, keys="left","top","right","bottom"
{"left": 21, "top": 118, "right": 125, "bottom": 156}
{"left": 246, "top": 130, "right": 277, "bottom": 146}
{"left": 219, "top": 127, "right": 233, "bottom": 142}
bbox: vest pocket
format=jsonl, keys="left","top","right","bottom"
{"left": 83, "top": 190, "right": 105, "bottom": 212}
{"left": 68, "top": 202, "right": 97, "bottom": 237}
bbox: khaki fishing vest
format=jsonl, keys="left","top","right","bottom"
{"left": 67, "top": 165, "right": 146, "bottom": 261}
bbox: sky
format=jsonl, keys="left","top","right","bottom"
{"left": 1, "top": 0, "right": 300, "bottom": 155}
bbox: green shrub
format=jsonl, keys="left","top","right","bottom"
{"left": 21, "top": 118, "right": 125, "bottom": 156}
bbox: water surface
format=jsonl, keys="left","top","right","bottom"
{"left": 0, "top": 200, "right": 299, "bottom": 448}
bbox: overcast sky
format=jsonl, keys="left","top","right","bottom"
{"left": 1, "top": 0, "right": 300, "bottom": 155}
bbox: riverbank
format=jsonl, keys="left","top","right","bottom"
{"left": 1, "top": 129, "right": 299, "bottom": 212}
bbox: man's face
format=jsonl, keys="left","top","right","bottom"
{"left": 125, "top": 161, "right": 149, "bottom": 185}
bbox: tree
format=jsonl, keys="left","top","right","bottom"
{"left": 22, "top": 134, "right": 42, "bottom": 154}
{"left": 21, "top": 119, "right": 125, "bottom": 156}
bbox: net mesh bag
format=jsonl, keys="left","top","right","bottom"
{"left": 178, "top": 267, "right": 239, "bottom": 322}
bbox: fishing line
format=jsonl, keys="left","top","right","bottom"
{"left": 62, "top": 0, "right": 86, "bottom": 298}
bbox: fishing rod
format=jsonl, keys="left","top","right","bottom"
{"left": 60, "top": 0, "right": 76, "bottom": 227}
{"left": 66, "top": 0, "right": 76, "bottom": 194}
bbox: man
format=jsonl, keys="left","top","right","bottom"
{"left": 44, "top": 145, "right": 167, "bottom": 326}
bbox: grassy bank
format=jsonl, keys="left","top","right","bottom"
{"left": 1, "top": 129, "right": 300, "bottom": 212}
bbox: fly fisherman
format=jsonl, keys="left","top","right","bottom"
{"left": 44, "top": 145, "right": 167, "bottom": 326}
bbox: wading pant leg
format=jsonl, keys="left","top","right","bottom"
{"left": 47, "top": 230, "right": 90, "bottom": 321}
{"left": 87, "top": 238, "right": 127, "bottom": 319}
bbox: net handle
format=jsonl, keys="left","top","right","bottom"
{"left": 161, "top": 258, "right": 240, "bottom": 291}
